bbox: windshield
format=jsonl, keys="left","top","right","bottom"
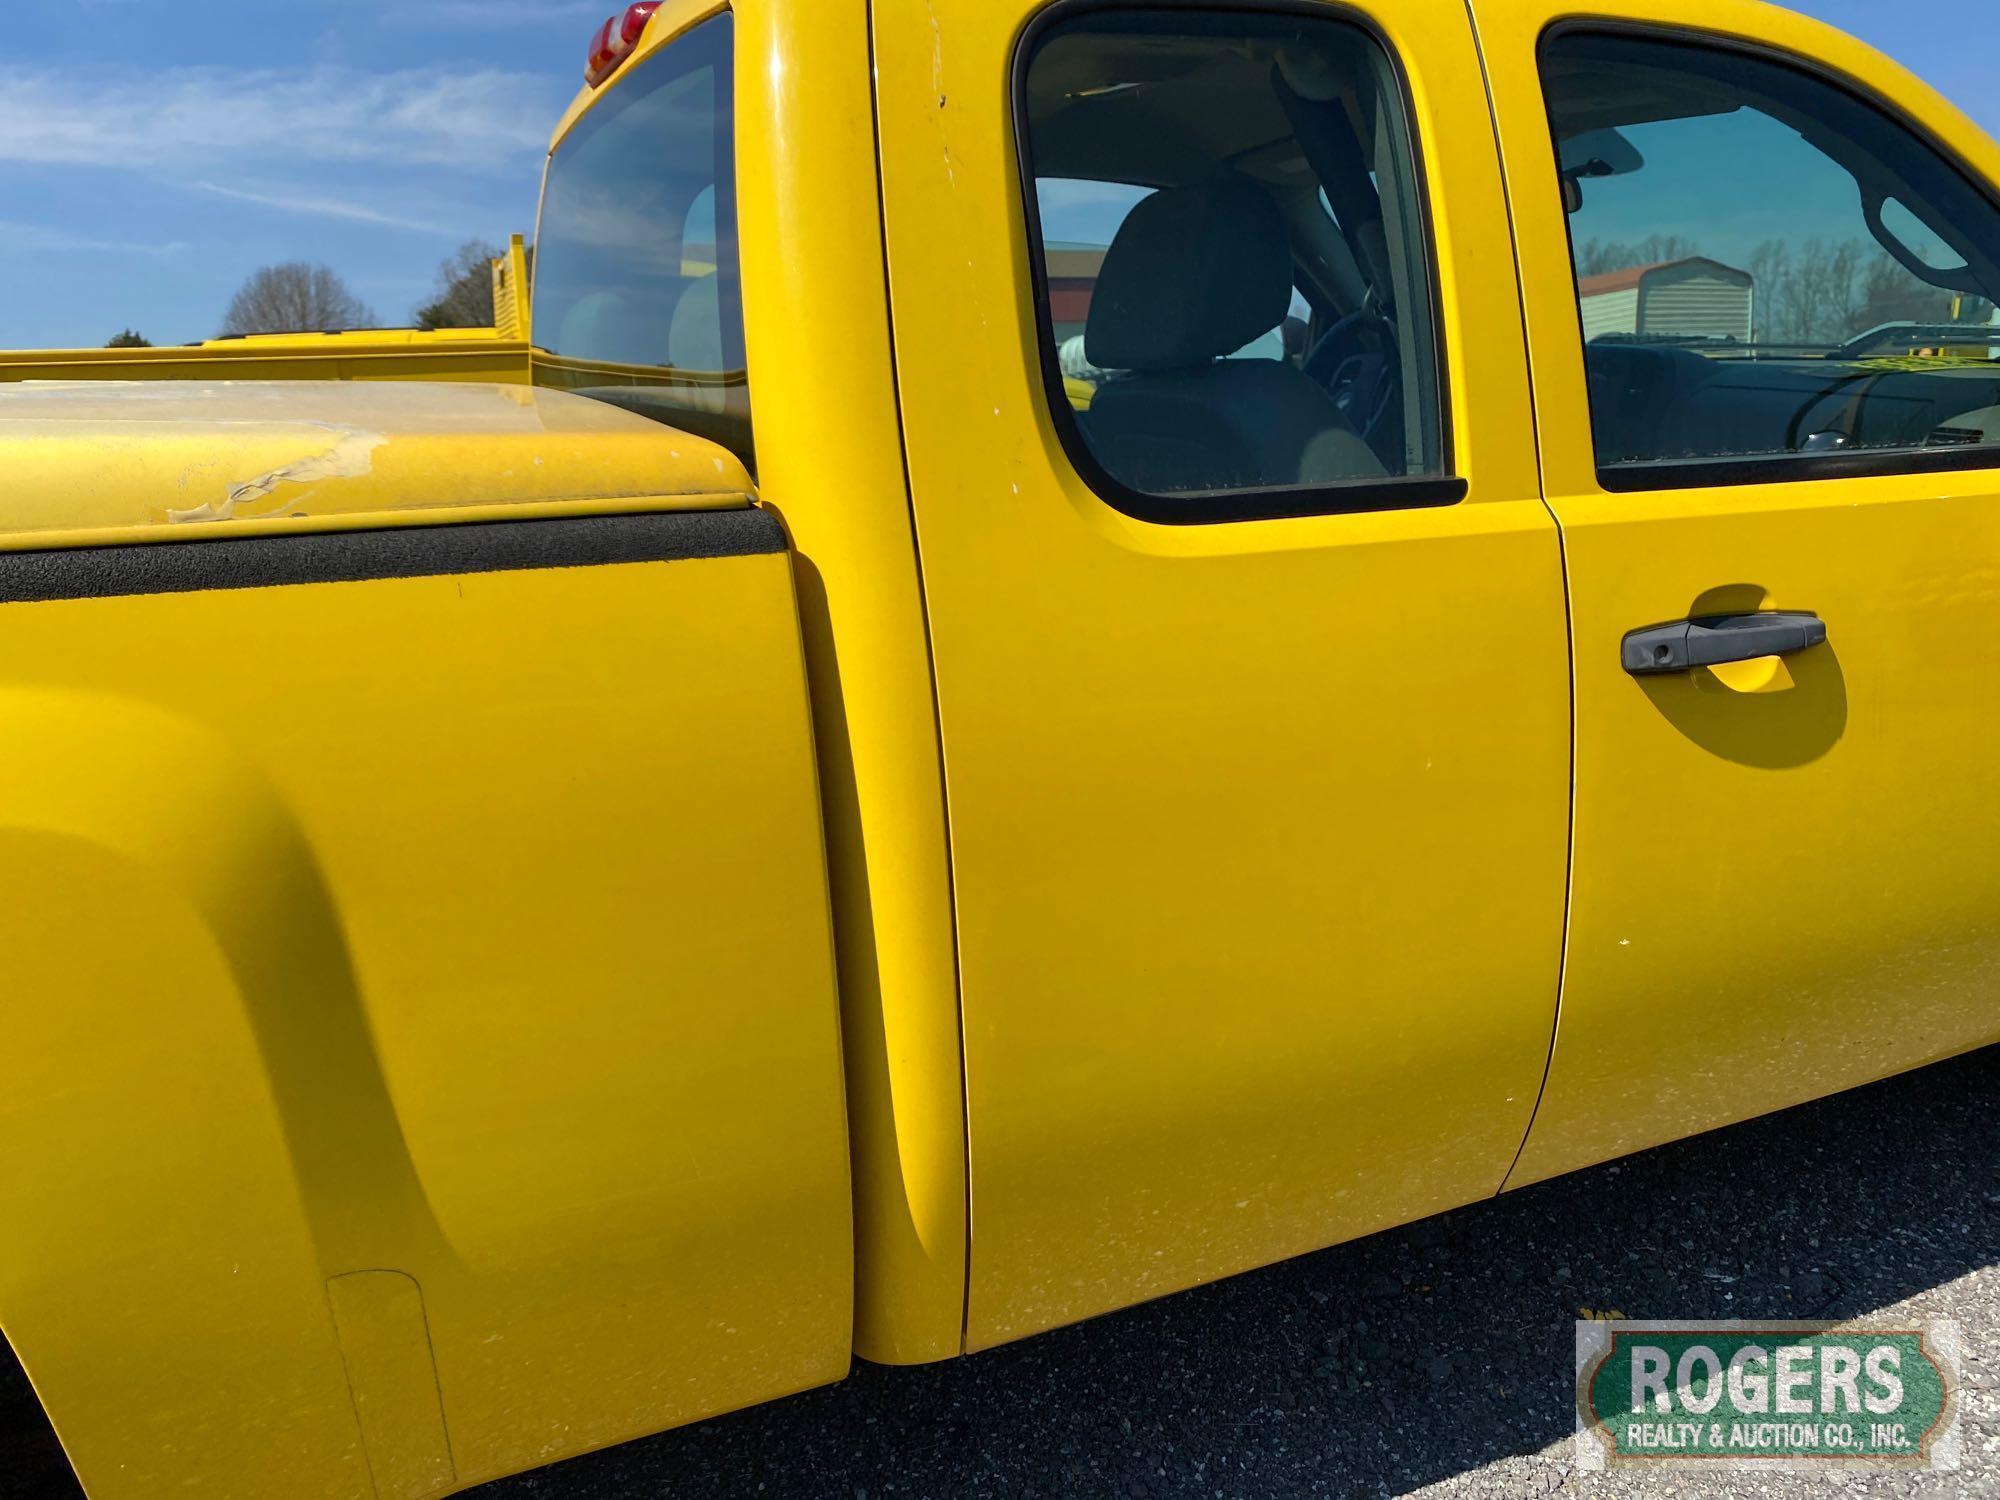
{"left": 532, "top": 14, "right": 750, "bottom": 465}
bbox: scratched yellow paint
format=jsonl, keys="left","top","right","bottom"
{"left": 0, "top": 381, "right": 749, "bottom": 549}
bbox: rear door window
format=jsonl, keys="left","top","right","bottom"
{"left": 1017, "top": 7, "right": 1450, "bottom": 520}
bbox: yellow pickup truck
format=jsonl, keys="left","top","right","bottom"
{"left": 4, "top": 0, "right": 1998, "bottom": 1494}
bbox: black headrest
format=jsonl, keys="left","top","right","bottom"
{"left": 1084, "top": 180, "right": 1291, "bottom": 373}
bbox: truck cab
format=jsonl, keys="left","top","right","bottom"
{"left": 2, "top": 0, "right": 1997, "bottom": 1494}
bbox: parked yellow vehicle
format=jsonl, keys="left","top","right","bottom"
{"left": 0, "top": 238, "right": 534, "bottom": 386}
{"left": 3, "top": 0, "right": 1999, "bottom": 1495}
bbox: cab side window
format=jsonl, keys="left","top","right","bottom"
{"left": 1018, "top": 8, "right": 1450, "bottom": 521}
{"left": 1542, "top": 32, "right": 2000, "bottom": 485}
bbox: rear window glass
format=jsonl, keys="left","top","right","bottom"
{"left": 533, "top": 14, "right": 750, "bottom": 464}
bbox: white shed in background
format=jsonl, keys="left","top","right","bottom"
{"left": 1578, "top": 257, "right": 1754, "bottom": 343}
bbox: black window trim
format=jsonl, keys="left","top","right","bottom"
{"left": 1010, "top": 0, "right": 1468, "bottom": 525}
{"left": 1540, "top": 18, "right": 2000, "bottom": 496}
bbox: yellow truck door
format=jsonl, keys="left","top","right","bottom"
{"left": 1475, "top": 0, "right": 2000, "bottom": 1186}
{"left": 874, "top": 0, "right": 1570, "bottom": 1348}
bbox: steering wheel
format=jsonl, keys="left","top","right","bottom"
{"left": 1305, "top": 308, "right": 1403, "bottom": 469}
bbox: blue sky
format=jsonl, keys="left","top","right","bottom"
{"left": 0, "top": 0, "right": 598, "bottom": 347}
{"left": 0, "top": 0, "right": 1992, "bottom": 348}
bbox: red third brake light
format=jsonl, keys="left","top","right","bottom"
{"left": 585, "top": 2, "right": 662, "bottom": 87}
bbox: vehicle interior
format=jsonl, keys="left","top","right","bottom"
{"left": 1021, "top": 12, "right": 1443, "bottom": 497}
{"left": 1545, "top": 33, "right": 2000, "bottom": 473}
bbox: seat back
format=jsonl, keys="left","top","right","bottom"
{"left": 1081, "top": 180, "right": 1382, "bottom": 492}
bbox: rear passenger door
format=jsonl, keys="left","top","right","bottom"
{"left": 874, "top": 0, "right": 1570, "bottom": 1348}
{"left": 1476, "top": 0, "right": 2000, "bottom": 1186}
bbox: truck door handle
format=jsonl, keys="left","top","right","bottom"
{"left": 1622, "top": 612, "right": 1827, "bottom": 676}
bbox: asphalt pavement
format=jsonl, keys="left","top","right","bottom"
{"left": 4, "top": 1045, "right": 1993, "bottom": 1498}
{"left": 481, "top": 1044, "right": 1997, "bottom": 1500}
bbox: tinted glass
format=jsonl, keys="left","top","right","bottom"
{"left": 1020, "top": 9, "right": 1446, "bottom": 517}
{"left": 1544, "top": 32, "right": 2000, "bottom": 478}
{"left": 534, "top": 15, "right": 749, "bottom": 462}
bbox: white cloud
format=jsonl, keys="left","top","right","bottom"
{"left": 0, "top": 63, "right": 562, "bottom": 177}
{"left": 381, "top": 0, "right": 605, "bottom": 24}
{"left": 187, "top": 180, "right": 459, "bottom": 236}
{"left": 0, "top": 220, "right": 189, "bottom": 256}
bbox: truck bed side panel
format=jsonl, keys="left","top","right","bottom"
{"left": 0, "top": 511, "right": 851, "bottom": 1497}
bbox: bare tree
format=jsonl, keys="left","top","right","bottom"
{"left": 1746, "top": 239, "right": 1794, "bottom": 341}
{"left": 220, "top": 263, "right": 377, "bottom": 336}
{"left": 1575, "top": 234, "right": 1698, "bottom": 279}
{"left": 1745, "top": 236, "right": 1997, "bottom": 346}
{"left": 1854, "top": 254, "right": 1972, "bottom": 331}
{"left": 415, "top": 240, "right": 502, "bottom": 331}
{"left": 1773, "top": 240, "right": 1867, "bottom": 345}
{"left": 1581, "top": 228, "right": 1986, "bottom": 348}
